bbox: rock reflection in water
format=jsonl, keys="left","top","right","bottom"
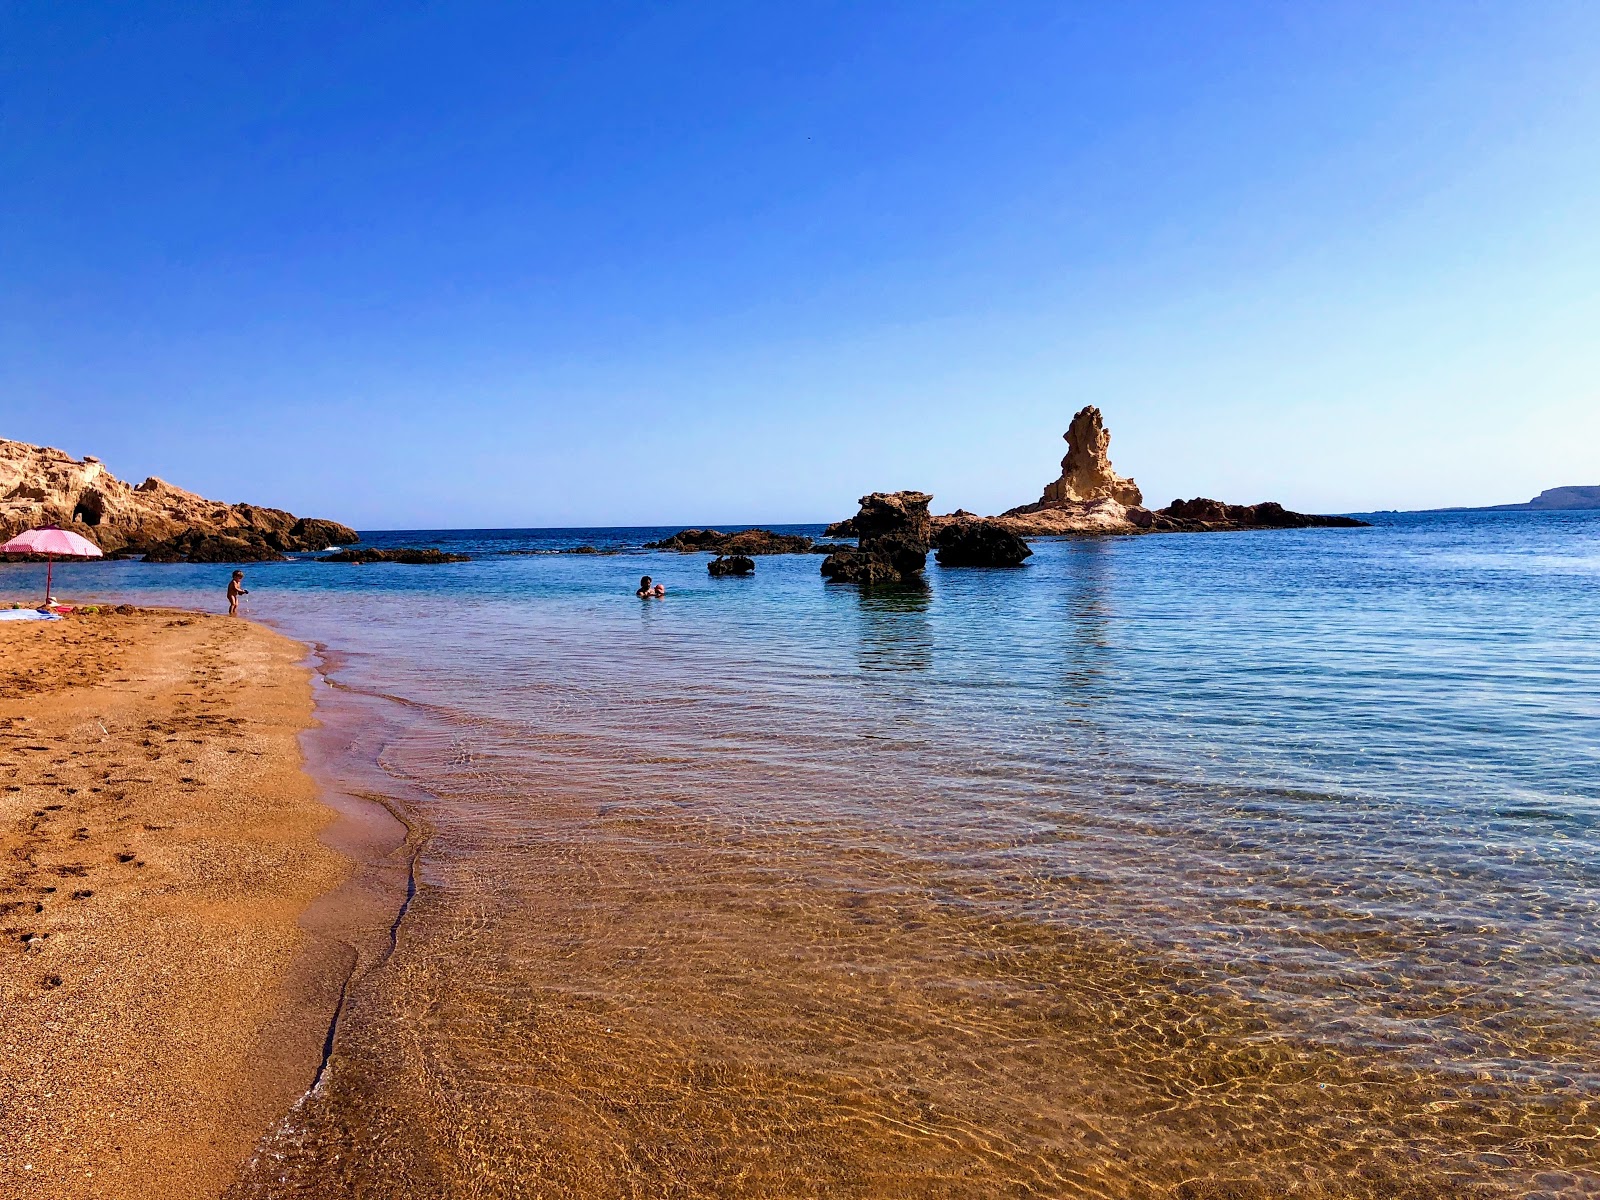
{"left": 854, "top": 581, "right": 932, "bottom": 674}
{"left": 1056, "top": 539, "right": 1113, "bottom": 696}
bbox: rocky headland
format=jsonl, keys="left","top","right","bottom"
{"left": 1427, "top": 484, "right": 1600, "bottom": 513}
{"left": 1, "top": 437, "right": 357, "bottom": 561}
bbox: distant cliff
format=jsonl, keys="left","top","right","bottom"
{"left": 1, "top": 437, "right": 357, "bottom": 559}
{"left": 1426, "top": 485, "right": 1600, "bottom": 513}
{"left": 1491, "top": 485, "right": 1600, "bottom": 511}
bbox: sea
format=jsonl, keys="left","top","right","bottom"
{"left": 7, "top": 510, "right": 1598, "bottom": 1199}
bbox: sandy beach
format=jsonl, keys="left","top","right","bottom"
{"left": 0, "top": 610, "right": 351, "bottom": 1199}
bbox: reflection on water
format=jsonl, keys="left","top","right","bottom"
{"left": 10, "top": 515, "right": 1599, "bottom": 1197}
{"left": 1056, "top": 539, "right": 1113, "bottom": 696}
{"left": 854, "top": 581, "right": 932, "bottom": 674}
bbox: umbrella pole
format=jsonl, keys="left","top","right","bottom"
{"left": 45, "top": 555, "right": 53, "bottom": 606}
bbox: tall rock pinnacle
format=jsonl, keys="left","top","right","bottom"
{"left": 1037, "top": 406, "right": 1143, "bottom": 507}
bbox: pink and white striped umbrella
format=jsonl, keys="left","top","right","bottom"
{"left": 1, "top": 527, "right": 104, "bottom": 558}
{"left": 2, "top": 525, "right": 104, "bottom": 606}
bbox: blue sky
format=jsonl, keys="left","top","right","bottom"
{"left": 3, "top": 2, "right": 1597, "bottom": 527}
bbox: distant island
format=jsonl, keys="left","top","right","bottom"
{"left": 1424, "top": 485, "right": 1600, "bottom": 514}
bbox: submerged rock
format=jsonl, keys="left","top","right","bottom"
{"left": 319, "top": 547, "right": 470, "bottom": 564}
{"left": 934, "top": 520, "right": 1033, "bottom": 567}
{"left": 820, "top": 491, "right": 933, "bottom": 584}
{"left": 707, "top": 554, "right": 755, "bottom": 576}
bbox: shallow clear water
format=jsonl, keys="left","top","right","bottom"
{"left": 8, "top": 512, "right": 1599, "bottom": 1197}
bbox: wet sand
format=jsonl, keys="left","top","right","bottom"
{"left": 0, "top": 610, "right": 350, "bottom": 1199}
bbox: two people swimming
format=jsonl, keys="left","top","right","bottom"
{"left": 636, "top": 575, "right": 666, "bottom": 598}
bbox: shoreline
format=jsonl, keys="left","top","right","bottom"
{"left": 0, "top": 609, "right": 399, "bottom": 1199}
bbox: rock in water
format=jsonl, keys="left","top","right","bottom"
{"left": 934, "top": 520, "right": 1033, "bottom": 567}
{"left": 1154, "top": 499, "right": 1369, "bottom": 530}
{"left": 707, "top": 554, "right": 755, "bottom": 576}
{"left": 0, "top": 437, "right": 358, "bottom": 557}
{"left": 319, "top": 547, "right": 470, "bottom": 564}
{"left": 820, "top": 491, "right": 933, "bottom": 584}
{"left": 1038, "top": 405, "right": 1143, "bottom": 507}
{"left": 979, "top": 405, "right": 1149, "bottom": 535}
{"left": 645, "top": 529, "right": 814, "bottom": 554}
{"left": 938, "top": 408, "right": 1368, "bottom": 537}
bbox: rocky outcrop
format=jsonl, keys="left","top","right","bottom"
{"left": 970, "top": 406, "right": 1148, "bottom": 535}
{"left": 933, "top": 520, "right": 1033, "bottom": 567}
{"left": 319, "top": 547, "right": 470, "bottom": 564}
{"left": 1029, "top": 406, "right": 1142, "bottom": 508}
{"left": 917, "top": 408, "right": 1369, "bottom": 537}
{"left": 1151, "top": 499, "right": 1369, "bottom": 531}
{"left": 707, "top": 554, "right": 755, "bottom": 576}
{"left": 142, "top": 530, "right": 289, "bottom": 563}
{"left": 965, "top": 499, "right": 1148, "bottom": 537}
{"left": 1, "top": 437, "right": 357, "bottom": 558}
{"left": 820, "top": 491, "right": 932, "bottom": 584}
{"left": 646, "top": 529, "right": 815, "bottom": 555}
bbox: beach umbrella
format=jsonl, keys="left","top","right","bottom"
{"left": 1, "top": 525, "right": 104, "bottom": 606}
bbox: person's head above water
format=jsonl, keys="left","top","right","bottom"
{"left": 637, "top": 575, "right": 653, "bottom": 596}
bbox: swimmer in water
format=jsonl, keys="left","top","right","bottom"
{"left": 637, "top": 576, "right": 667, "bottom": 598}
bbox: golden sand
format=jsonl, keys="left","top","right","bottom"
{"left": 0, "top": 611, "right": 348, "bottom": 1200}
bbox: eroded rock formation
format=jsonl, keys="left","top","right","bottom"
{"left": 820, "top": 491, "right": 932, "bottom": 584}
{"left": 142, "top": 530, "right": 289, "bottom": 563}
{"left": 1, "top": 437, "right": 357, "bottom": 559}
{"left": 919, "top": 407, "right": 1369, "bottom": 537}
{"left": 1036, "top": 406, "right": 1142, "bottom": 507}
{"left": 972, "top": 406, "right": 1148, "bottom": 535}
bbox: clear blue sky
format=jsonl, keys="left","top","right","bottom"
{"left": 3, "top": 2, "right": 1597, "bottom": 527}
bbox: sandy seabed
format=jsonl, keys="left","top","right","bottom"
{"left": 0, "top": 610, "right": 350, "bottom": 1200}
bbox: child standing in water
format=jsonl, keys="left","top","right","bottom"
{"left": 227, "top": 570, "right": 249, "bottom": 616}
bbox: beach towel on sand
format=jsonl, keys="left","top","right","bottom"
{"left": 0, "top": 609, "right": 61, "bottom": 621}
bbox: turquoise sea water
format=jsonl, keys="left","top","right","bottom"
{"left": 6, "top": 510, "right": 1598, "bottom": 1196}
